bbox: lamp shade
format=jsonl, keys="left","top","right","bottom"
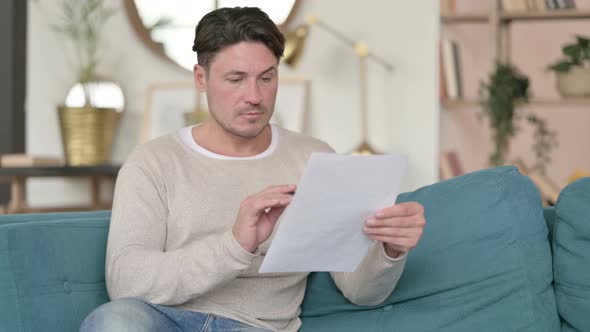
{"left": 282, "top": 24, "right": 310, "bottom": 67}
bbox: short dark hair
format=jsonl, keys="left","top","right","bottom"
{"left": 192, "top": 7, "right": 285, "bottom": 69}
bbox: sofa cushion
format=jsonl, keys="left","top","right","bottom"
{"left": 553, "top": 177, "right": 590, "bottom": 332}
{"left": 300, "top": 166, "right": 559, "bottom": 331}
{"left": 0, "top": 216, "right": 111, "bottom": 332}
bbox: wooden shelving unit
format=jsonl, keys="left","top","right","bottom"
{"left": 441, "top": 1, "right": 590, "bottom": 108}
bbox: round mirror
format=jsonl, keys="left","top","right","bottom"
{"left": 124, "top": 0, "right": 300, "bottom": 71}
{"left": 65, "top": 81, "right": 125, "bottom": 112}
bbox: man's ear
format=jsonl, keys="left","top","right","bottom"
{"left": 193, "top": 64, "right": 207, "bottom": 92}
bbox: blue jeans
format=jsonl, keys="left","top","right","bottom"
{"left": 79, "top": 298, "right": 272, "bottom": 332}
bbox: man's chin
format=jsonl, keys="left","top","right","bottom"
{"left": 231, "top": 122, "right": 269, "bottom": 139}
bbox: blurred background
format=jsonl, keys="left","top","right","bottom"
{"left": 0, "top": 0, "right": 587, "bottom": 213}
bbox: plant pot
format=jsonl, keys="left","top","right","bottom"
{"left": 58, "top": 106, "right": 120, "bottom": 166}
{"left": 556, "top": 67, "right": 590, "bottom": 98}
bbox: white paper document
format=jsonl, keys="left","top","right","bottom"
{"left": 259, "top": 152, "right": 407, "bottom": 273}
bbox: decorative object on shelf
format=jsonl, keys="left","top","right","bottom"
{"left": 52, "top": 0, "right": 122, "bottom": 166}
{"left": 479, "top": 62, "right": 558, "bottom": 174}
{"left": 440, "top": 39, "right": 463, "bottom": 101}
{"left": 502, "top": 0, "right": 575, "bottom": 12}
{"left": 439, "top": 150, "right": 464, "bottom": 180}
{"left": 282, "top": 16, "right": 395, "bottom": 155}
{"left": 123, "top": 0, "right": 300, "bottom": 71}
{"left": 568, "top": 169, "right": 590, "bottom": 183}
{"left": 440, "top": 0, "right": 456, "bottom": 15}
{"left": 548, "top": 35, "right": 590, "bottom": 97}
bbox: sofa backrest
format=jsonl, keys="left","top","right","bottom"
{"left": 0, "top": 170, "right": 576, "bottom": 332}
{"left": 0, "top": 214, "right": 111, "bottom": 332}
{"left": 300, "top": 166, "right": 560, "bottom": 331}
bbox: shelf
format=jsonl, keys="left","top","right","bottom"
{"left": 502, "top": 9, "right": 590, "bottom": 22}
{"left": 442, "top": 9, "right": 590, "bottom": 24}
{"left": 441, "top": 12, "right": 488, "bottom": 23}
{"left": 442, "top": 98, "right": 590, "bottom": 109}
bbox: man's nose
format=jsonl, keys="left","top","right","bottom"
{"left": 245, "top": 80, "right": 262, "bottom": 105}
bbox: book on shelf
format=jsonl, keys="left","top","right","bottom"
{"left": 439, "top": 150, "right": 464, "bottom": 180}
{"left": 440, "top": 0, "right": 456, "bottom": 15}
{"left": 0, "top": 154, "right": 64, "bottom": 168}
{"left": 502, "top": 0, "right": 575, "bottom": 12}
{"left": 440, "top": 39, "right": 463, "bottom": 101}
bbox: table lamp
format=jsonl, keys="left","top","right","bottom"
{"left": 282, "top": 16, "right": 394, "bottom": 155}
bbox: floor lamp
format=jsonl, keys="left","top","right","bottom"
{"left": 282, "top": 16, "right": 394, "bottom": 155}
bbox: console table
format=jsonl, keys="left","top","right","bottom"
{"left": 0, "top": 165, "right": 121, "bottom": 214}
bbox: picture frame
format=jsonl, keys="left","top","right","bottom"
{"left": 272, "top": 76, "right": 311, "bottom": 134}
{"left": 141, "top": 81, "right": 203, "bottom": 144}
{"left": 141, "top": 76, "right": 311, "bottom": 143}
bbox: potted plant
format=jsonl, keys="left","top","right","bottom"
{"left": 479, "top": 62, "right": 558, "bottom": 175}
{"left": 547, "top": 35, "right": 590, "bottom": 98}
{"left": 52, "top": 0, "right": 119, "bottom": 166}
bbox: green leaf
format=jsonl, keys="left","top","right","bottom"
{"left": 548, "top": 61, "right": 573, "bottom": 72}
{"left": 563, "top": 44, "right": 582, "bottom": 59}
{"left": 576, "top": 35, "right": 590, "bottom": 48}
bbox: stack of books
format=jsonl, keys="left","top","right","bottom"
{"left": 0, "top": 154, "right": 64, "bottom": 168}
{"left": 440, "top": 39, "right": 463, "bottom": 102}
{"left": 502, "top": 0, "right": 576, "bottom": 12}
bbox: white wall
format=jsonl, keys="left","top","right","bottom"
{"left": 26, "top": 0, "right": 439, "bottom": 207}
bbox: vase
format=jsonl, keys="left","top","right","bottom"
{"left": 58, "top": 106, "right": 120, "bottom": 166}
{"left": 556, "top": 67, "right": 590, "bottom": 98}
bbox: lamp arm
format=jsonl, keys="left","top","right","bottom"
{"left": 312, "top": 19, "right": 394, "bottom": 71}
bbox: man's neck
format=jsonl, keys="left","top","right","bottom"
{"left": 191, "top": 122, "right": 272, "bottom": 158}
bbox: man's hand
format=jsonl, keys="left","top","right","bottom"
{"left": 363, "top": 202, "right": 426, "bottom": 258}
{"left": 233, "top": 185, "right": 296, "bottom": 253}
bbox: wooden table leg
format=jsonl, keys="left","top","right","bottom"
{"left": 8, "top": 176, "right": 27, "bottom": 214}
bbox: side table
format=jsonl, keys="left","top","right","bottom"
{"left": 0, "top": 165, "right": 121, "bottom": 214}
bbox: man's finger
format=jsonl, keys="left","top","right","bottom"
{"left": 365, "top": 215, "right": 425, "bottom": 228}
{"left": 375, "top": 202, "right": 424, "bottom": 218}
{"left": 364, "top": 225, "right": 422, "bottom": 238}
{"left": 259, "top": 184, "right": 297, "bottom": 195}
{"left": 252, "top": 193, "right": 293, "bottom": 211}
{"left": 368, "top": 235, "right": 417, "bottom": 250}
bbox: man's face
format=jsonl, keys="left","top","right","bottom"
{"left": 194, "top": 42, "right": 279, "bottom": 138}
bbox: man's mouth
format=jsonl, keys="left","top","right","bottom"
{"left": 240, "top": 111, "right": 264, "bottom": 119}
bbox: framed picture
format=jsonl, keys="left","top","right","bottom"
{"left": 141, "top": 82, "right": 205, "bottom": 143}
{"left": 141, "top": 76, "right": 311, "bottom": 143}
{"left": 272, "top": 76, "right": 311, "bottom": 134}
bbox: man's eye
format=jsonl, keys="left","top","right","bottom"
{"left": 228, "top": 78, "right": 242, "bottom": 83}
{"left": 261, "top": 77, "right": 272, "bottom": 83}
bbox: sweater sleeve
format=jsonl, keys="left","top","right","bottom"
{"left": 330, "top": 242, "right": 407, "bottom": 306}
{"left": 105, "top": 161, "right": 256, "bottom": 305}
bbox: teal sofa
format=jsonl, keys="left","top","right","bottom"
{"left": 1, "top": 166, "right": 588, "bottom": 331}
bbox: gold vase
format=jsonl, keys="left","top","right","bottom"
{"left": 58, "top": 106, "right": 120, "bottom": 166}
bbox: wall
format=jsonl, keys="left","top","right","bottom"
{"left": 26, "top": 0, "right": 439, "bottom": 207}
{"left": 441, "top": 0, "right": 590, "bottom": 188}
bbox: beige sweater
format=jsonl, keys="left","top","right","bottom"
{"left": 106, "top": 125, "right": 406, "bottom": 331}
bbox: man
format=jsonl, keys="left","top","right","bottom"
{"left": 81, "top": 7, "right": 425, "bottom": 332}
